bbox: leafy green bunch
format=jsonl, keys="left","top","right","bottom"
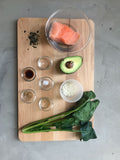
{"left": 22, "top": 91, "right": 100, "bottom": 141}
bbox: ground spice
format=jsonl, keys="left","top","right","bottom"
{"left": 40, "top": 98, "right": 50, "bottom": 109}
{"left": 23, "top": 90, "right": 34, "bottom": 102}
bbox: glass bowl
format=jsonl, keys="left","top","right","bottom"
{"left": 39, "top": 76, "right": 54, "bottom": 91}
{"left": 45, "top": 7, "right": 91, "bottom": 53}
{"left": 60, "top": 79, "right": 83, "bottom": 103}
{"left": 21, "top": 67, "right": 36, "bottom": 82}
{"left": 21, "top": 89, "right": 36, "bottom": 104}
{"left": 37, "top": 56, "right": 53, "bottom": 70}
{"left": 39, "top": 97, "right": 54, "bottom": 111}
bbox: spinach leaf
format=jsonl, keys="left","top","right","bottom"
{"left": 69, "top": 91, "right": 96, "bottom": 111}
{"left": 80, "top": 121, "right": 97, "bottom": 141}
{"left": 76, "top": 91, "right": 96, "bottom": 106}
{"left": 54, "top": 117, "right": 75, "bottom": 130}
{"left": 73, "top": 100, "right": 100, "bottom": 122}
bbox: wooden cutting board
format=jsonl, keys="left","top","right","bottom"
{"left": 17, "top": 18, "right": 94, "bottom": 141}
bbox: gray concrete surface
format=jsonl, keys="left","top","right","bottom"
{"left": 0, "top": 0, "right": 120, "bottom": 159}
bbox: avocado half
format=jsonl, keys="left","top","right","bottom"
{"left": 60, "top": 56, "right": 83, "bottom": 74}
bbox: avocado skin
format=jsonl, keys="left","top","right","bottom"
{"left": 60, "top": 56, "right": 83, "bottom": 74}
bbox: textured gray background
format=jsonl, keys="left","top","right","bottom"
{"left": 0, "top": 0, "right": 120, "bottom": 159}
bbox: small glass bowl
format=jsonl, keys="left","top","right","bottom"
{"left": 21, "top": 89, "right": 36, "bottom": 103}
{"left": 21, "top": 67, "right": 36, "bottom": 82}
{"left": 39, "top": 97, "right": 54, "bottom": 111}
{"left": 60, "top": 79, "right": 83, "bottom": 103}
{"left": 39, "top": 77, "right": 54, "bottom": 91}
{"left": 37, "top": 56, "right": 53, "bottom": 70}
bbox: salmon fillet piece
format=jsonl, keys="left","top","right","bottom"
{"left": 49, "top": 21, "right": 80, "bottom": 45}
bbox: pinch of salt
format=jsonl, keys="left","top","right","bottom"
{"left": 43, "top": 80, "right": 49, "bottom": 86}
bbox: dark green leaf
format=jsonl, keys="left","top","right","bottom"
{"left": 55, "top": 117, "right": 75, "bottom": 130}
{"left": 80, "top": 121, "right": 97, "bottom": 141}
{"left": 73, "top": 100, "right": 100, "bottom": 122}
{"left": 76, "top": 91, "right": 96, "bottom": 106}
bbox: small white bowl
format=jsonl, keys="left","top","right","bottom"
{"left": 60, "top": 79, "right": 83, "bottom": 103}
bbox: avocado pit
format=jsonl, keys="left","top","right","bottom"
{"left": 66, "top": 61, "right": 74, "bottom": 69}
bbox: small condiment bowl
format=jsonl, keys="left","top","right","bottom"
{"left": 39, "top": 97, "right": 54, "bottom": 111}
{"left": 60, "top": 79, "right": 83, "bottom": 103}
{"left": 39, "top": 76, "right": 54, "bottom": 91}
{"left": 21, "top": 67, "right": 36, "bottom": 82}
{"left": 21, "top": 89, "right": 36, "bottom": 104}
{"left": 37, "top": 56, "right": 53, "bottom": 70}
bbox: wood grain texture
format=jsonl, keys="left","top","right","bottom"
{"left": 17, "top": 18, "right": 94, "bottom": 141}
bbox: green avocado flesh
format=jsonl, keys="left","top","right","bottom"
{"left": 60, "top": 56, "right": 83, "bottom": 74}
